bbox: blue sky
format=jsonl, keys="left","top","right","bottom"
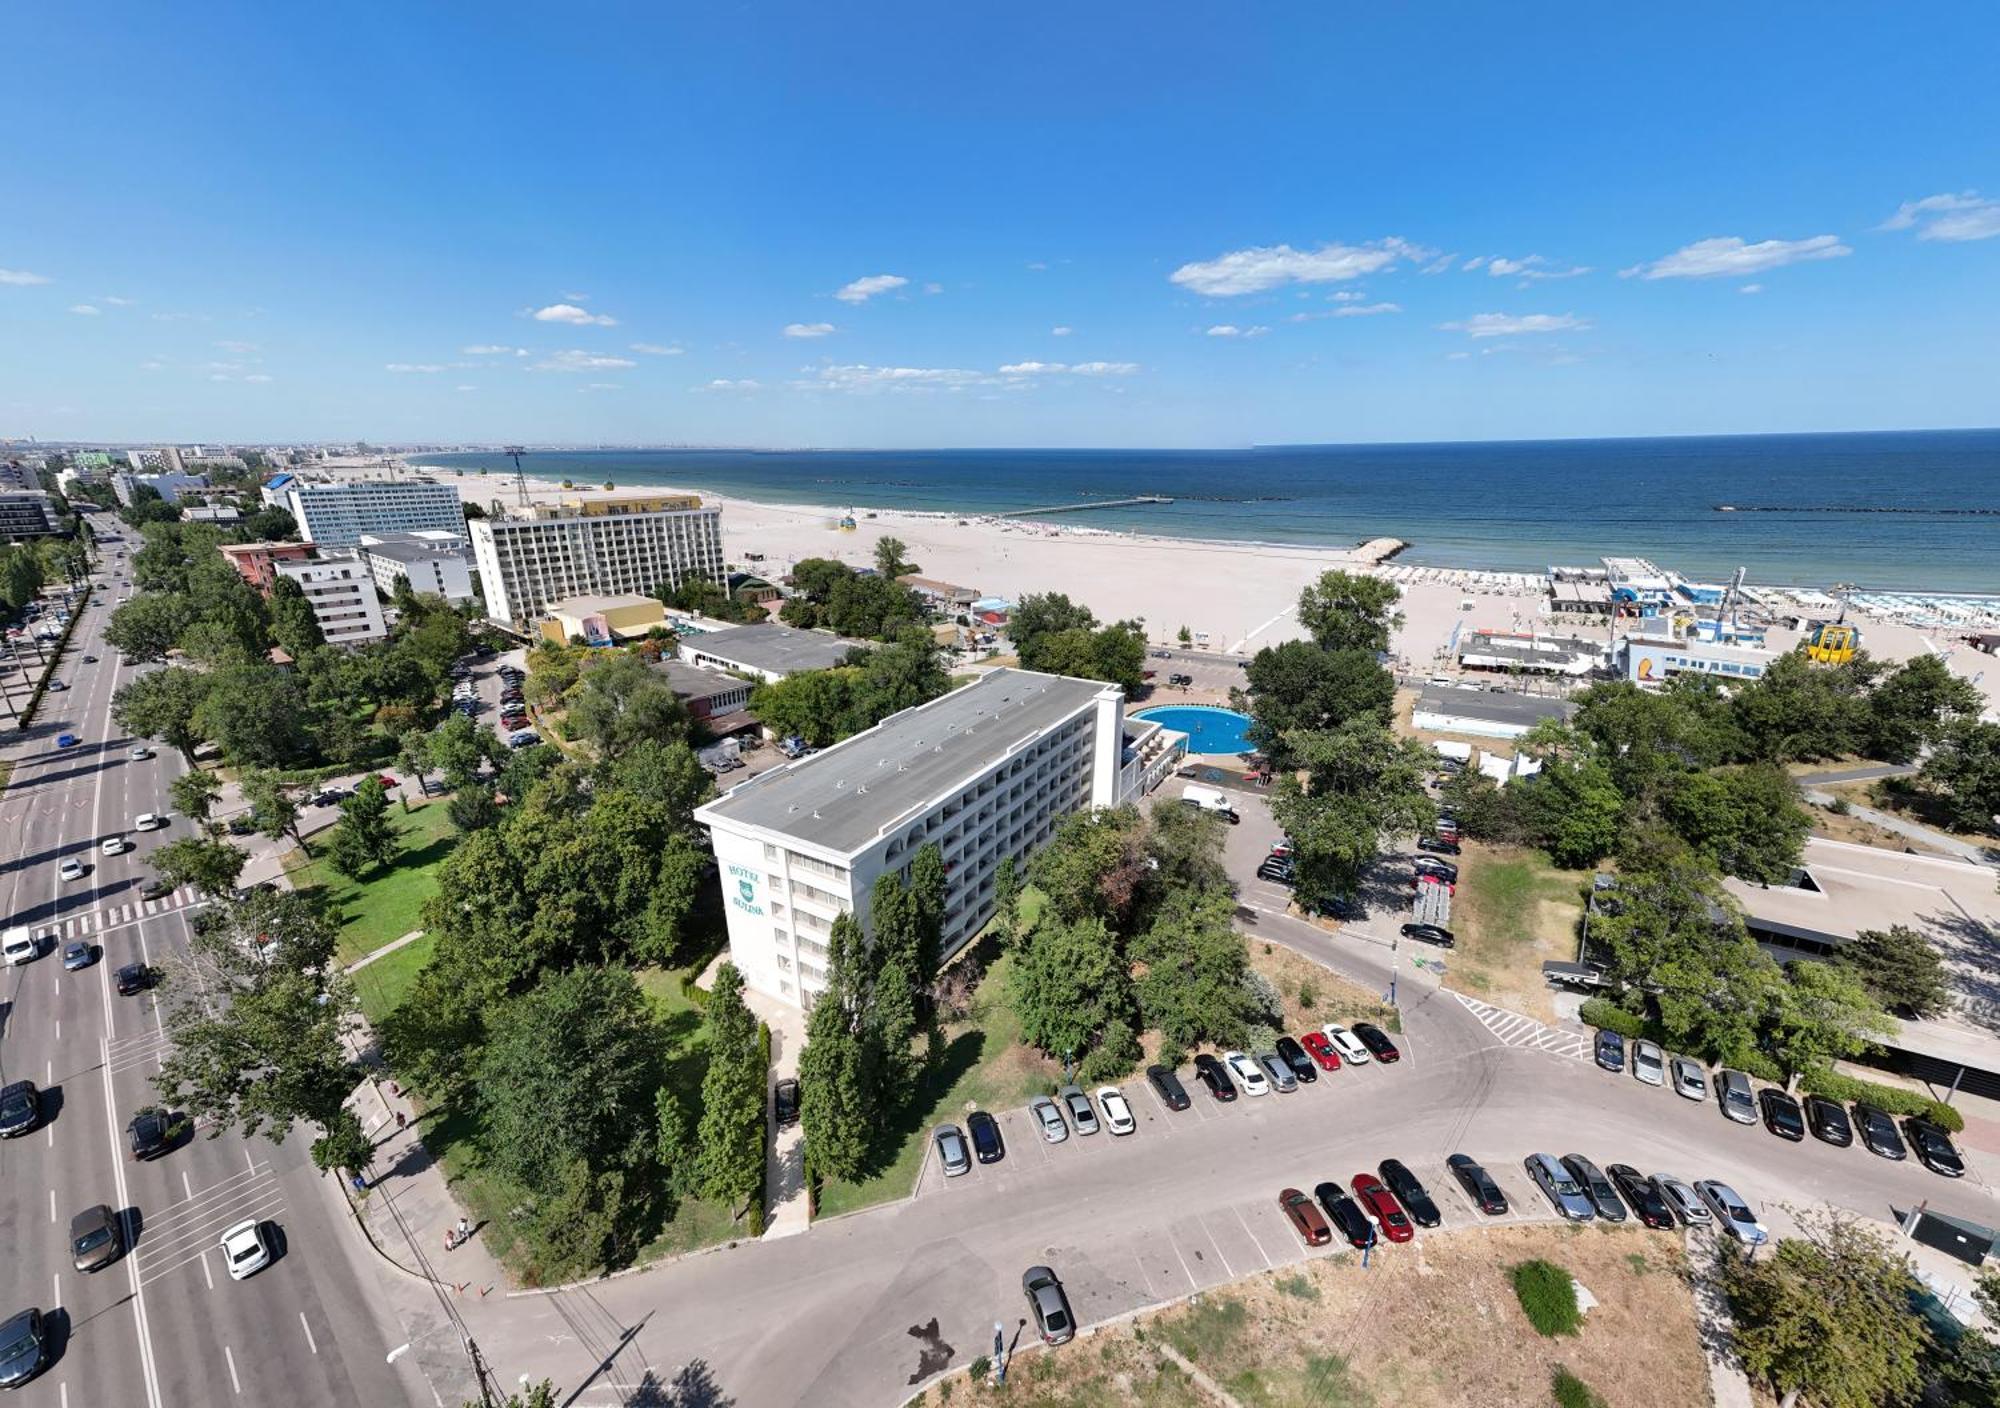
{"left": 4, "top": 4, "right": 1997, "bottom": 448}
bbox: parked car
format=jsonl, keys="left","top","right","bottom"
{"left": 1224, "top": 1051, "right": 1270, "bottom": 1096}
{"left": 1416, "top": 835, "right": 1461, "bottom": 855}
{"left": 1278, "top": 1188, "right": 1333, "bottom": 1247}
{"left": 0, "top": 1081, "right": 41, "bottom": 1138}
{"left": 1410, "top": 857, "right": 1458, "bottom": 883}
{"left": 115, "top": 962, "right": 151, "bottom": 996}
{"left": 1321, "top": 1024, "right": 1370, "bottom": 1066}
{"left": 1694, "top": 1181, "right": 1767, "bottom": 1247}
{"left": 1561, "top": 1154, "right": 1627, "bottom": 1222}
{"left": 1256, "top": 856, "right": 1295, "bottom": 884}
{"left": 1669, "top": 1056, "right": 1707, "bottom": 1101}
{"left": 1903, "top": 1118, "right": 1965, "bottom": 1178}
{"left": 1350, "top": 1173, "right": 1414, "bottom": 1243}
{"left": 772, "top": 1078, "right": 799, "bottom": 1128}
{"left": 1400, "top": 922, "right": 1455, "bottom": 948}
{"left": 1759, "top": 1088, "right": 1806, "bottom": 1142}
{"left": 1716, "top": 1069, "right": 1756, "bottom": 1125}
{"left": 1058, "top": 1084, "right": 1099, "bottom": 1134}
{"left": 1022, "top": 1266, "right": 1075, "bottom": 1345}
{"left": 1028, "top": 1096, "right": 1069, "bottom": 1144}
{"left": 1351, "top": 1023, "right": 1400, "bottom": 1063}
{"left": 1606, "top": 1164, "right": 1676, "bottom": 1229}
{"left": 1299, "top": 1032, "right": 1341, "bottom": 1071}
{"left": 0, "top": 1309, "right": 46, "bottom": 1390}
{"left": 1524, "top": 1152, "right": 1595, "bottom": 1221}
{"left": 70, "top": 1204, "right": 124, "bottom": 1272}
{"left": 933, "top": 1124, "right": 970, "bottom": 1178}
{"left": 1313, "top": 1182, "right": 1376, "bottom": 1249}
{"left": 1853, "top": 1103, "right": 1908, "bottom": 1160}
{"left": 1447, "top": 1154, "right": 1508, "bottom": 1215}
{"left": 1804, "top": 1094, "right": 1853, "bottom": 1147}
{"left": 1653, "top": 1174, "right": 1712, "bottom": 1228}
{"left": 1256, "top": 1050, "right": 1298, "bottom": 1093}
{"left": 220, "top": 1219, "right": 275, "bottom": 1279}
{"left": 967, "top": 1110, "right": 1005, "bottom": 1164}
{"left": 1274, "top": 1035, "right": 1318, "bottom": 1083}
{"left": 1593, "top": 1028, "right": 1626, "bottom": 1072}
{"left": 1096, "top": 1086, "right": 1136, "bottom": 1135}
{"left": 1146, "top": 1064, "right": 1191, "bottom": 1110}
{"left": 1378, "top": 1159, "right": 1442, "bottom": 1228}
{"left": 1191, "top": 1053, "right": 1237, "bottom": 1102}
{"left": 1631, "top": 1039, "right": 1665, "bottom": 1087}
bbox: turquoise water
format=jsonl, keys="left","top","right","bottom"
{"left": 1133, "top": 705, "right": 1254, "bottom": 755}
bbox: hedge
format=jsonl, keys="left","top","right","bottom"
{"left": 1577, "top": 999, "right": 1645, "bottom": 1039}
{"left": 1510, "top": 1259, "right": 1582, "bottom": 1337}
{"left": 1798, "top": 1068, "right": 1964, "bottom": 1133}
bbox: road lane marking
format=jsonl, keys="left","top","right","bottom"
{"left": 300, "top": 1312, "right": 318, "bottom": 1355}
{"left": 183, "top": 1171, "right": 192, "bottom": 1199}
{"left": 200, "top": 1250, "right": 213, "bottom": 1292}
{"left": 224, "top": 1345, "right": 241, "bottom": 1394}
{"left": 49, "top": 1188, "right": 55, "bottom": 1222}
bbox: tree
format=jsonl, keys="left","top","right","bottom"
{"left": 0, "top": 546, "right": 43, "bottom": 609}
{"left": 1007, "top": 593, "right": 1097, "bottom": 662}
{"left": 1243, "top": 641, "right": 1395, "bottom": 762}
{"left": 266, "top": 575, "right": 325, "bottom": 657}
{"left": 446, "top": 785, "right": 502, "bottom": 832}
{"left": 1030, "top": 807, "right": 1154, "bottom": 930}
{"left": 852, "top": 629, "right": 949, "bottom": 722}
{"left": 1270, "top": 721, "right": 1434, "bottom": 907}
{"left": 1130, "top": 888, "right": 1259, "bottom": 1050}
{"left": 874, "top": 536, "right": 917, "bottom": 578}
{"left": 565, "top": 651, "right": 690, "bottom": 757}
{"left": 1295, "top": 569, "right": 1401, "bottom": 654}
{"left": 1864, "top": 654, "right": 1983, "bottom": 764}
{"left": 1729, "top": 652, "right": 1873, "bottom": 765}
{"left": 1523, "top": 757, "right": 1625, "bottom": 868}
{"left": 1835, "top": 924, "right": 1953, "bottom": 1018}
{"left": 417, "top": 711, "right": 504, "bottom": 792}
{"left": 694, "top": 964, "right": 767, "bottom": 1216}
{"left": 326, "top": 776, "right": 396, "bottom": 878}
{"left": 104, "top": 592, "right": 196, "bottom": 662}
{"left": 1765, "top": 961, "right": 1893, "bottom": 1084}
{"left": 797, "top": 913, "right": 879, "bottom": 1183}
{"left": 150, "top": 835, "right": 248, "bottom": 897}
{"left": 749, "top": 668, "right": 857, "bottom": 747}
{"left": 168, "top": 770, "right": 223, "bottom": 832}
{"left": 113, "top": 667, "right": 211, "bottom": 764}
{"left": 464, "top": 1383, "right": 558, "bottom": 1408}
{"left": 154, "top": 890, "right": 357, "bottom": 1147}
{"left": 1724, "top": 1209, "right": 1932, "bottom": 1408}
{"left": 906, "top": 843, "right": 948, "bottom": 994}
{"left": 243, "top": 505, "right": 298, "bottom": 542}
{"left": 193, "top": 662, "right": 313, "bottom": 767}
{"left": 1006, "top": 913, "right": 1134, "bottom": 1066}
{"left": 240, "top": 768, "right": 307, "bottom": 850}
{"left": 1660, "top": 764, "right": 1810, "bottom": 882}
{"left": 1919, "top": 718, "right": 2000, "bottom": 833}
{"left": 1020, "top": 621, "right": 1147, "bottom": 691}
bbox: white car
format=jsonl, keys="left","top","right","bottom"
{"left": 1631, "top": 1040, "right": 1665, "bottom": 1087}
{"left": 134, "top": 813, "right": 163, "bottom": 831}
{"left": 100, "top": 836, "right": 129, "bottom": 857}
{"left": 1320, "top": 1024, "right": 1371, "bottom": 1066}
{"left": 219, "top": 1219, "right": 273, "bottom": 1280}
{"left": 58, "top": 858, "right": 86, "bottom": 882}
{"left": 1223, "top": 1051, "right": 1270, "bottom": 1096}
{"left": 1653, "top": 1174, "right": 1712, "bottom": 1227}
{"left": 128, "top": 746, "right": 153, "bottom": 761}
{"left": 1095, "top": 1086, "right": 1135, "bottom": 1136}
{"left": 1694, "top": 1180, "right": 1766, "bottom": 1246}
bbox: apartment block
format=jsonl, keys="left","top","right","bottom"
{"left": 0, "top": 492, "right": 62, "bottom": 540}
{"left": 283, "top": 479, "right": 467, "bottom": 547}
{"left": 468, "top": 493, "right": 724, "bottom": 628}
{"left": 218, "top": 540, "right": 317, "bottom": 591}
{"left": 271, "top": 554, "right": 388, "bottom": 647}
{"left": 356, "top": 531, "right": 476, "bottom": 604}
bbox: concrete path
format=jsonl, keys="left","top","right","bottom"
{"left": 1801, "top": 785, "right": 1996, "bottom": 865}
{"left": 348, "top": 927, "right": 426, "bottom": 973}
{"left": 1684, "top": 1242, "right": 1756, "bottom": 1408}
{"left": 1797, "top": 763, "right": 1921, "bottom": 786}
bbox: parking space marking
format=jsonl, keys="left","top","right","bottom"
{"left": 1131, "top": 1253, "right": 1154, "bottom": 1300}
{"left": 1233, "top": 1205, "right": 1274, "bottom": 1271}
{"left": 1195, "top": 1214, "right": 1235, "bottom": 1279}
{"left": 1454, "top": 994, "right": 1591, "bottom": 1061}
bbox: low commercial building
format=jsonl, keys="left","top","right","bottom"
{"left": 678, "top": 622, "right": 865, "bottom": 683}
{"left": 271, "top": 553, "right": 388, "bottom": 647}
{"left": 469, "top": 492, "right": 723, "bottom": 627}
{"left": 357, "top": 531, "right": 475, "bottom": 604}
{"left": 1410, "top": 687, "right": 1573, "bottom": 740}
{"left": 651, "top": 658, "right": 755, "bottom": 725}
{"left": 1620, "top": 635, "right": 1778, "bottom": 688}
{"left": 218, "top": 540, "right": 316, "bottom": 591}
{"left": 182, "top": 504, "right": 242, "bottom": 524}
{"left": 898, "top": 575, "right": 979, "bottom": 612}
{"left": 0, "top": 492, "right": 62, "bottom": 540}
{"left": 537, "top": 593, "right": 667, "bottom": 645}
{"left": 695, "top": 668, "right": 1161, "bottom": 1008}
{"left": 113, "top": 470, "right": 207, "bottom": 505}
{"left": 1456, "top": 629, "right": 1606, "bottom": 677}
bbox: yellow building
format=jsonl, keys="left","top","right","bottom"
{"left": 538, "top": 593, "right": 668, "bottom": 645}
{"left": 531, "top": 492, "right": 703, "bottom": 519}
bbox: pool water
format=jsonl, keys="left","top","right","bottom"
{"left": 1131, "top": 705, "right": 1255, "bottom": 755}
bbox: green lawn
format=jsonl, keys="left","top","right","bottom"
{"left": 350, "top": 933, "right": 435, "bottom": 1022}
{"left": 1447, "top": 844, "right": 1587, "bottom": 1022}
{"left": 285, "top": 801, "right": 460, "bottom": 965}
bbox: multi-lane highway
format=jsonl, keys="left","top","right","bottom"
{"left": 0, "top": 546, "right": 426, "bottom": 1407}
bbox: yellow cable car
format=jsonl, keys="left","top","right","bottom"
{"left": 1805, "top": 621, "right": 1860, "bottom": 665}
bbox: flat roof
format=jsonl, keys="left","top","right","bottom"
{"left": 1726, "top": 837, "right": 2000, "bottom": 948}
{"left": 698, "top": 668, "right": 1109, "bottom": 855}
{"left": 651, "top": 658, "right": 752, "bottom": 703}
{"left": 1624, "top": 636, "right": 1777, "bottom": 666}
{"left": 362, "top": 539, "right": 466, "bottom": 564}
{"left": 546, "top": 593, "right": 660, "bottom": 617}
{"left": 1414, "top": 688, "right": 1574, "bottom": 727}
{"left": 684, "top": 622, "right": 865, "bottom": 675}
{"left": 1460, "top": 632, "right": 1603, "bottom": 666}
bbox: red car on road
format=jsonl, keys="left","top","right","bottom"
{"left": 376, "top": 774, "right": 399, "bottom": 789}
{"left": 1299, "top": 1032, "right": 1341, "bottom": 1071}
{"left": 1277, "top": 1188, "right": 1332, "bottom": 1247}
{"left": 1350, "top": 1173, "right": 1414, "bottom": 1243}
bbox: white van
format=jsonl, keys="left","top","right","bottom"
{"left": 2, "top": 927, "right": 38, "bottom": 966}
{"left": 1179, "top": 785, "right": 1241, "bottom": 824}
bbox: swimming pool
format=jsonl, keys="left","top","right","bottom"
{"left": 1131, "top": 704, "right": 1255, "bottom": 756}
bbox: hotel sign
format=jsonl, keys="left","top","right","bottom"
{"left": 726, "top": 863, "right": 764, "bottom": 917}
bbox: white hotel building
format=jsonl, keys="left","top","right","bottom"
{"left": 468, "top": 493, "right": 724, "bottom": 628}
{"left": 271, "top": 554, "right": 388, "bottom": 647}
{"left": 695, "top": 668, "right": 1186, "bottom": 1009}
{"left": 284, "top": 479, "right": 467, "bottom": 547}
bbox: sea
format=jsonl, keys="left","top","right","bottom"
{"left": 425, "top": 429, "right": 2000, "bottom": 593}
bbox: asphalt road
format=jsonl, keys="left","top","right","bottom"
{"left": 0, "top": 548, "right": 424, "bottom": 1408}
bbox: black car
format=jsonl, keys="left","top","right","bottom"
{"left": 83, "top": 653, "right": 98, "bottom": 663}
{"left": 1410, "top": 857, "right": 1458, "bottom": 883}
{"left": 1146, "top": 1064, "right": 1191, "bottom": 1111}
{"left": 1191, "top": 1053, "right": 1237, "bottom": 1102}
{"left": 1312, "top": 1181, "right": 1377, "bottom": 1249}
{"left": 1605, "top": 1164, "right": 1675, "bottom": 1230}
{"left": 1805, "top": 1094, "right": 1853, "bottom": 1147}
{"left": 1853, "top": 1103, "right": 1907, "bottom": 1160}
{"left": 128, "top": 1106, "right": 180, "bottom": 1159}
{"left": 115, "top": 962, "right": 152, "bottom": 995}
{"left": 771, "top": 1077, "right": 799, "bottom": 1128}
{"left": 0, "top": 1309, "right": 45, "bottom": 1390}
{"left": 140, "top": 877, "right": 174, "bottom": 901}
{"left": 1447, "top": 1154, "right": 1507, "bottom": 1215}
{"left": 1274, "top": 1036, "right": 1317, "bottom": 1084}
{"left": 1400, "top": 922, "right": 1454, "bottom": 949}
{"left": 1416, "top": 834, "right": 1460, "bottom": 855}
{"left": 1351, "top": 1022, "right": 1400, "bottom": 1063}
{"left": 1256, "top": 857, "right": 1295, "bottom": 884}
{"left": 1759, "top": 1088, "right": 1806, "bottom": 1142}
{"left": 1903, "top": 1118, "right": 1965, "bottom": 1178}
{"left": 967, "top": 1110, "right": 1005, "bottom": 1164}
{"left": 0, "top": 1081, "right": 40, "bottom": 1138}
{"left": 1593, "top": 1028, "right": 1626, "bottom": 1073}
{"left": 1561, "top": 1154, "right": 1627, "bottom": 1222}
{"left": 1378, "top": 1158, "right": 1442, "bottom": 1228}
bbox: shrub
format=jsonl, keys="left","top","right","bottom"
{"left": 1297, "top": 978, "right": 1317, "bottom": 1011}
{"left": 1510, "top": 1260, "right": 1582, "bottom": 1337}
{"left": 1155, "top": 1041, "right": 1187, "bottom": 1073}
{"left": 1577, "top": 998, "right": 1645, "bottom": 1039}
{"left": 1797, "top": 1068, "right": 1963, "bottom": 1132}
{"left": 1551, "top": 1366, "right": 1606, "bottom": 1408}
{"left": 1274, "top": 1273, "right": 1319, "bottom": 1301}
{"left": 967, "top": 1355, "right": 990, "bottom": 1383}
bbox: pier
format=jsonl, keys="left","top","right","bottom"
{"left": 1713, "top": 504, "right": 1999, "bottom": 516}
{"left": 1001, "top": 494, "right": 1174, "bottom": 519}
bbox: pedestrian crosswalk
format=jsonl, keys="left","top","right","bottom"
{"left": 51, "top": 887, "right": 205, "bottom": 938}
{"left": 1455, "top": 993, "right": 1591, "bottom": 1061}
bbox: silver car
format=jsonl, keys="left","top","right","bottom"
{"left": 1653, "top": 1173, "right": 1712, "bottom": 1227}
{"left": 1669, "top": 1056, "right": 1707, "bottom": 1101}
{"left": 1257, "top": 1051, "right": 1298, "bottom": 1094}
{"left": 1058, "top": 1084, "right": 1099, "bottom": 1135}
{"left": 1524, "top": 1152, "right": 1595, "bottom": 1221}
{"left": 1695, "top": 1180, "right": 1766, "bottom": 1246}
{"left": 1028, "top": 1096, "right": 1068, "bottom": 1144}
{"left": 1631, "top": 1040, "right": 1664, "bottom": 1087}
{"left": 933, "top": 1123, "right": 970, "bottom": 1178}
{"left": 1715, "top": 1069, "right": 1756, "bottom": 1125}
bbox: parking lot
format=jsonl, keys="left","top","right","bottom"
{"left": 1139, "top": 645, "right": 1252, "bottom": 703}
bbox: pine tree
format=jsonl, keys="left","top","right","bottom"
{"left": 693, "top": 964, "right": 767, "bottom": 1215}
{"left": 326, "top": 776, "right": 397, "bottom": 878}
{"left": 797, "top": 914, "right": 877, "bottom": 1184}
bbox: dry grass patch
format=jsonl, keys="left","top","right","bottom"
{"left": 1247, "top": 942, "right": 1398, "bottom": 1033}
{"left": 1442, "top": 842, "right": 1587, "bottom": 1022}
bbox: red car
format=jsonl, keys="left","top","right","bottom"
{"left": 1414, "top": 873, "right": 1455, "bottom": 895}
{"left": 1299, "top": 1032, "right": 1341, "bottom": 1072}
{"left": 1277, "top": 1188, "right": 1331, "bottom": 1247}
{"left": 376, "top": 774, "right": 399, "bottom": 789}
{"left": 1351, "top": 1173, "right": 1414, "bottom": 1243}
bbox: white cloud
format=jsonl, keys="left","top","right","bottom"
{"left": 1482, "top": 255, "right": 1592, "bottom": 282}
{"left": 584, "top": 382, "right": 623, "bottom": 391}
{"left": 1446, "top": 351, "right": 1471, "bottom": 361}
{"left": 243, "top": 373, "right": 274, "bottom": 383}
{"left": 561, "top": 291, "right": 590, "bottom": 303}
{"left": 629, "top": 342, "right": 684, "bottom": 356}
{"left": 1881, "top": 191, "right": 2000, "bottom": 242}
{"left": 1621, "top": 235, "right": 1850, "bottom": 280}
{"left": 1050, "top": 326, "right": 1073, "bottom": 337}
{"left": 1026, "top": 261, "right": 1048, "bottom": 272}
{"left": 807, "top": 364, "right": 993, "bottom": 391}
{"left": 998, "top": 361, "right": 1064, "bottom": 375}
{"left": 833, "top": 274, "right": 909, "bottom": 304}
{"left": 695, "top": 378, "right": 762, "bottom": 391}
{"left": 531, "top": 302, "right": 618, "bottom": 326}
{"left": 1067, "top": 361, "right": 1139, "bottom": 376}
{"left": 923, "top": 282, "right": 944, "bottom": 295}
{"left": 1168, "top": 238, "right": 1430, "bottom": 296}
{"left": 532, "top": 349, "right": 637, "bottom": 373}
{"left": 1439, "top": 312, "right": 1590, "bottom": 338}
{"left": 462, "top": 344, "right": 524, "bottom": 356}
{"left": 1420, "top": 254, "right": 1457, "bottom": 275}
{"left": 1461, "top": 256, "right": 1488, "bottom": 272}
{"left": 0, "top": 268, "right": 51, "bottom": 286}
{"left": 208, "top": 373, "right": 233, "bottom": 383}
{"left": 101, "top": 295, "right": 135, "bottom": 306}
{"left": 455, "top": 385, "right": 478, "bottom": 392}
{"left": 216, "top": 339, "right": 259, "bottom": 353}
{"left": 1330, "top": 290, "right": 1366, "bottom": 302}
{"left": 1288, "top": 302, "right": 1402, "bottom": 322}
{"left": 139, "top": 359, "right": 164, "bottom": 371}
{"left": 69, "top": 304, "right": 100, "bottom": 316}
{"left": 1740, "top": 283, "right": 1764, "bottom": 295}
{"left": 385, "top": 362, "right": 454, "bottom": 373}
{"left": 1205, "top": 324, "right": 1268, "bottom": 338}
{"left": 783, "top": 322, "right": 836, "bottom": 339}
